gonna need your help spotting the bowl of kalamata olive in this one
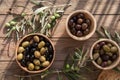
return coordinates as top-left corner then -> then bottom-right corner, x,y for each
16,33 -> 55,73
66,10 -> 96,41
90,39 -> 120,70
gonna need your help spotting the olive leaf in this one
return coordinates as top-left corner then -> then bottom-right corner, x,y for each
34,6 -> 49,14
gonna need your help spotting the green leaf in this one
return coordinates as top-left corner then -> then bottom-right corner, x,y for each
101,27 -> 112,39
34,7 -> 48,14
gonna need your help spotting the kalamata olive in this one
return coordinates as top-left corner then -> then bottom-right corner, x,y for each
33,36 -> 40,42
48,45 -> 53,53
38,41 -> 45,48
96,57 -> 102,65
111,46 -> 118,53
93,53 -> 99,60
25,54 -> 30,61
99,42 -> 105,47
39,56 -> 46,62
81,23 -> 88,30
42,61 -> 50,67
107,43 -> 112,47
35,66 -> 40,70
112,54 -> 117,61
68,19 -> 74,26
77,13 -> 84,19
30,54 -> 35,61
25,46 -> 30,53
47,54 -> 53,61
85,19 -> 91,25
72,16 -> 77,22
45,42 -> 50,47
101,61 -> 107,67
40,47 -> 47,55
75,24 -> 81,30
71,28 -> 76,35
28,63 -> 34,71
77,18 -> 83,24
20,59 -> 26,67
17,53 -> 23,61
22,41 -> 30,47
83,29 -> 89,35
31,42 -> 38,48
100,49 -> 105,55
107,60 -> 112,65
30,48 -> 36,53
101,54 -> 109,61
18,47 -> 25,53
76,31 -> 83,37
33,59 -> 40,66
103,45 -> 110,52
94,44 -> 100,50
34,51 -> 41,58
106,52 -> 112,57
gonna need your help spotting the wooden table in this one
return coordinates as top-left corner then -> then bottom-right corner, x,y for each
0,0 -> 119,80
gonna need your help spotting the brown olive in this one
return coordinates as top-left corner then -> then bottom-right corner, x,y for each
99,49 -> 104,55
85,19 -> 91,25
96,57 -> 102,65
76,31 -> 83,37
71,28 -> 76,35
34,51 -> 41,58
35,66 -> 40,70
83,29 -> 89,35
75,24 -> 81,30
93,53 -> 99,60
40,47 -> 47,55
33,36 -> 40,42
38,41 -> 45,48
81,23 -> 88,30
77,18 -> 83,24
111,46 -> 118,53
103,45 -> 110,52
42,61 -> 50,67
77,13 -> 84,19
39,56 -> 46,62
28,63 -> 34,71
106,52 -> 112,56
94,44 -> 100,50
17,53 -> 23,61
33,59 -> 40,66
18,47 -> 25,53
22,41 -> 30,47
107,43 -> 112,48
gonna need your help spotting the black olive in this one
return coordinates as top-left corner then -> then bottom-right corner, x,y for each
25,46 -> 30,53
30,54 -> 35,61
77,13 -> 84,19
85,19 -> 91,25
71,28 -> 76,35
48,45 -> 53,53
20,59 -> 26,67
49,54 -> 53,61
99,41 -> 106,47
111,54 -> 117,61
94,44 -> 100,50
72,16 -> 77,22
30,48 -> 36,53
25,54 -> 30,61
75,24 -> 81,30
101,54 -> 109,61
40,37 -> 44,41
31,42 -> 38,48
101,61 -> 107,67
45,42 -> 50,47
76,31 -> 83,37
83,29 -> 89,35
81,23 -> 88,30
68,19 -> 74,26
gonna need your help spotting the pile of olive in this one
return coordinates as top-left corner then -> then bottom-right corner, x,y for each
68,13 -> 91,37
93,41 -> 118,67
17,35 -> 54,71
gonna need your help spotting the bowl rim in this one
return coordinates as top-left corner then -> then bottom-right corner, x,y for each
66,10 -> 96,41
15,33 -> 55,73
90,38 -> 120,70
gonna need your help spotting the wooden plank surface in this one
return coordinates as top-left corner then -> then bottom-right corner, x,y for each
0,0 -> 120,80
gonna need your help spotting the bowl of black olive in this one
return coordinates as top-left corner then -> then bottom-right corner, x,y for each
90,39 -> 120,70
16,33 -> 55,73
66,10 -> 96,41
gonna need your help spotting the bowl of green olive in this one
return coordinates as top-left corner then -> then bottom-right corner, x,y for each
66,10 -> 96,41
16,33 -> 55,73
90,39 -> 120,70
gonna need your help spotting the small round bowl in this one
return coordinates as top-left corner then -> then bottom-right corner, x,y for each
66,10 -> 96,41
16,33 -> 55,73
90,39 -> 120,70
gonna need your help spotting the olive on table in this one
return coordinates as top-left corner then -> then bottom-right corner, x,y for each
40,56 -> 46,62
33,36 -> 40,42
22,41 -> 30,47
18,47 -> 25,53
28,63 -> 35,71
34,51 -> 41,58
38,41 -> 45,48
17,53 -> 23,61
42,61 -> 50,67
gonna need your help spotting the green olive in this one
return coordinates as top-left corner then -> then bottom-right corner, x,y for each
107,60 -> 112,65
111,46 -> 118,53
107,43 -> 112,47
34,51 -> 41,58
33,36 -> 40,42
10,21 -> 16,26
22,41 -> 30,47
5,23 -> 11,27
40,47 -> 47,55
50,16 -> 56,21
18,47 -> 25,53
17,53 -> 23,61
38,41 -> 45,48
42,61 -> 50,67
103,45 -> 110,52
28,63 -> 34,71
39,56 -> 46,62
93,53 -> 99,60
46,23 -> 51,29
54,13 -> 60,18
33,59 -> 40,66
106,52 -> 113,56
97,57 -> 102,65
35,66 -> 40,70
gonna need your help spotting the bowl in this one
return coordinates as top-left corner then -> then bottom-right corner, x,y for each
90,39 -> 120,70
66,10 -> 96,41
16,33 -> 55,73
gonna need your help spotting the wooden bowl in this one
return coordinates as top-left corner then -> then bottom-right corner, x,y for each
66,10 -> 96,41
16,33 -> 55,73
90,39 -> 120,70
